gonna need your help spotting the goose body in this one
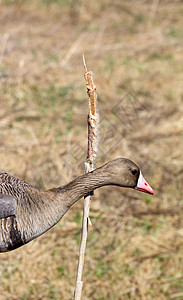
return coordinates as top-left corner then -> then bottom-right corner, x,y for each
0,158 -> 153,252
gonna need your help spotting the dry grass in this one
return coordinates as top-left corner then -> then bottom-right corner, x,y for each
0,0 -> 183,299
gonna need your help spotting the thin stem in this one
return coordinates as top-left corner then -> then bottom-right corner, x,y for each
74,187 -> 91,299
82,53 -> 88,72
74,57 -> 99,300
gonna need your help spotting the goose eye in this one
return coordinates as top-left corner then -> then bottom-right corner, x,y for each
131,169 -> 137,175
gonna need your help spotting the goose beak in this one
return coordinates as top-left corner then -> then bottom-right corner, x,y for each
135,171 -> 154,195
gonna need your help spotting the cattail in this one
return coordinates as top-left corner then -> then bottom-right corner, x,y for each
85,72 -> 99,167
74,56 -> 99,300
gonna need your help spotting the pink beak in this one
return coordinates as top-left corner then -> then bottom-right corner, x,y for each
135,171 -> 154,195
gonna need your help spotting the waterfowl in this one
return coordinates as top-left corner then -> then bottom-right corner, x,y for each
0,158 -> 153,252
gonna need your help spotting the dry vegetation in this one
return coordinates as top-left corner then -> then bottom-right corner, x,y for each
0,0 -> 183,299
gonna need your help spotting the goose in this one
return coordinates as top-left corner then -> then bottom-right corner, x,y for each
0,158 -> 153,252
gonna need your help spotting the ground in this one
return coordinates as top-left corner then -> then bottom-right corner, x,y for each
0,0 -> 183,299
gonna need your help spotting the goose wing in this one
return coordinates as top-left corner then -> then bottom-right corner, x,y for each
0,172 -> 38,252
0,193 -> 16,219
0,171 -> 35,220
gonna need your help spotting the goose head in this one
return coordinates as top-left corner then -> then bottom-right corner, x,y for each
101,158 -> 154,194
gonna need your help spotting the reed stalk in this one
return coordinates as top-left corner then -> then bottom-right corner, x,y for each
74,55 -> 99,300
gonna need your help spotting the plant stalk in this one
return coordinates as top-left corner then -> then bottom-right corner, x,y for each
74,56 -> 99,300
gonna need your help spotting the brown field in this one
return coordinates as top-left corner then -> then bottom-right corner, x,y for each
0,0 -> 183,299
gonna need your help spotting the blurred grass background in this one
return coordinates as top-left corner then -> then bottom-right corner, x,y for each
0,0 -> 183,299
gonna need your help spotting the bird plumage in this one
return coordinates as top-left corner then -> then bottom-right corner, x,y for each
0,158 -> 153,252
